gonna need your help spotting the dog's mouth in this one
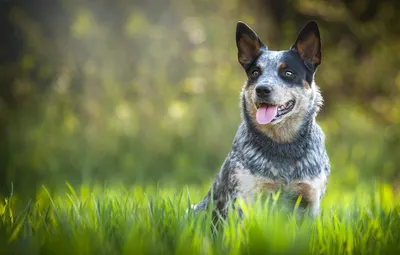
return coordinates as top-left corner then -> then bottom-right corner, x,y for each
254,100 -> 295,125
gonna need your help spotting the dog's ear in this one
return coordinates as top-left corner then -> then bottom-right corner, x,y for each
291,21 -> 322,68
236,21 -> 265,68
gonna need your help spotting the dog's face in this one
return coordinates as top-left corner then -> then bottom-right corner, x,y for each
236,21 -> 323,142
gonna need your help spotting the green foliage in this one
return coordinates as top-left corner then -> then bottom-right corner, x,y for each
1,183 -> 400,254
1,0 -> 400,192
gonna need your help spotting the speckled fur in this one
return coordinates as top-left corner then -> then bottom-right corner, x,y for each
191,21 -> 330,219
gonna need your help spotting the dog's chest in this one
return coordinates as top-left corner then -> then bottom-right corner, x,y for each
241,143 -> 324,179
233,169 -> 328,203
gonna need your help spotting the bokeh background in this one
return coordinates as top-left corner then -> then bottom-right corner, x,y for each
1,0 -> 399,196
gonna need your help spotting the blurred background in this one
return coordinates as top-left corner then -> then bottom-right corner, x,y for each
1,0 -> 399,196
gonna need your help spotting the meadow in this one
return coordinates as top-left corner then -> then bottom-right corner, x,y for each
1,182 -> 399,255
1,1 -> 400,254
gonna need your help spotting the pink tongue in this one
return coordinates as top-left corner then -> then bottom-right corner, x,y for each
256,105 -> 278,124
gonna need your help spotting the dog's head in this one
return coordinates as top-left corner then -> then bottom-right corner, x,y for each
237,21 -> 323,143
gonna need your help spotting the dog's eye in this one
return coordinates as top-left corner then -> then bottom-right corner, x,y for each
251,70 -> 260,77
284,71 -> 294,77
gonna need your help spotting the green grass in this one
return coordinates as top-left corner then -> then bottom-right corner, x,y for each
1,182 -> 399,255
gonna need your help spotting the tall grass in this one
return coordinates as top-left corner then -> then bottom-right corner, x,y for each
1,182 -> 399,255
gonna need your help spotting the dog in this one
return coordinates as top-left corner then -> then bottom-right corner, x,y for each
191,21 -> 330,219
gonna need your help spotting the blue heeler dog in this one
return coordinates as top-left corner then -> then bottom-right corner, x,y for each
191,21 -> 330,218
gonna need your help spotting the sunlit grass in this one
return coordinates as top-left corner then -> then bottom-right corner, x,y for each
1,182 -> 399,255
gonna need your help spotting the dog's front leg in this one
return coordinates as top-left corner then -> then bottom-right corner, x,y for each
308,185 -> 328,218
293,182 -> 326,219
191,160 -> 237,218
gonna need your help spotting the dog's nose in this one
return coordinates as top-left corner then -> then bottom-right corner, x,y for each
255,85 -> 272,97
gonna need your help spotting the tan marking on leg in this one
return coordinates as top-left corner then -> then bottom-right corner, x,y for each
288,172 -> 328,217
291,182 -> 313,203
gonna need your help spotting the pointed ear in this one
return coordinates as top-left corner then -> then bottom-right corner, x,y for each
236,21 -> 265,68
291,21 -> 322,68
